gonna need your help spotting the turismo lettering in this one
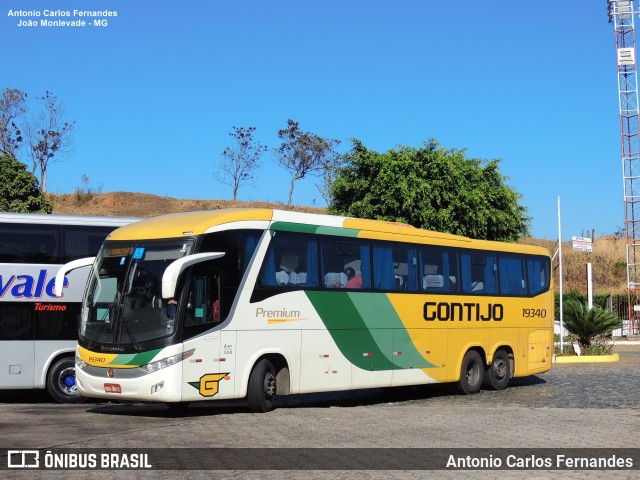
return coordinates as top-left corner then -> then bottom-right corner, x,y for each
35,303 -> 67,311
0,270 -> 69,299
423,301 -> 503,322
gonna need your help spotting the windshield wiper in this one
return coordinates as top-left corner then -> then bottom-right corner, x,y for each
120,317 -> 142,352
87,287 -> 122,349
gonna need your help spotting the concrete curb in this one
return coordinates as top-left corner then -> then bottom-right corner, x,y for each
553,353 -> 619,364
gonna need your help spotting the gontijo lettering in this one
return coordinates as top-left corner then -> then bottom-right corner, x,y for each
0,270 -> 69,298
424,301 -> 504,322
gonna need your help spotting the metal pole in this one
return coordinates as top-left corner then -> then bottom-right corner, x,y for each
558,196 -> 564,353
587,263 -> 593,309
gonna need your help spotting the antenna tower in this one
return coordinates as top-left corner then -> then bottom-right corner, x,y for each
609,0 -> 640,334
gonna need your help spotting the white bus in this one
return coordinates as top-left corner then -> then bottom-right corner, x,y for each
0,213 -> 138,402
60,209 -> 553,412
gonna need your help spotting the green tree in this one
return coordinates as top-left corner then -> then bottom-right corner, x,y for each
274,119 -> 341,207
562,300 -> 622,352
0,154 -> 52,213
329,139 -> 529,241
215,126 -> 266,201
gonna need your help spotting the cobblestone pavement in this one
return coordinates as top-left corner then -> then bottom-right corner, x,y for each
1,346 -> 639,480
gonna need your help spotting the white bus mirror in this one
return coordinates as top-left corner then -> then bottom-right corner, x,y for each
161,252 -> 225,299
54,257 -> 96,297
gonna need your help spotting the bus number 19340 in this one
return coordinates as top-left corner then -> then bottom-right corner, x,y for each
522,308 -> 547,318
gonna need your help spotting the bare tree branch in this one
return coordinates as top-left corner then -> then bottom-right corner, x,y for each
274,119 -> 341,207
25,91 -> 76,192
0,88 -> 27,158
215,126 -> 266,200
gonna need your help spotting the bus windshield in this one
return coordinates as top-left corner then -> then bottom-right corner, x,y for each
82,240 -> 194,347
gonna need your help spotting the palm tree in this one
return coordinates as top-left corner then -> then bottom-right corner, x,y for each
562,300 -> 622,352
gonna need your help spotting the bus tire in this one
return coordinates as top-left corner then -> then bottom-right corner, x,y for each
483,350 -> 510,391
46,357 -> 85,404
458,350 -> 483,395
247,358 -> 276,413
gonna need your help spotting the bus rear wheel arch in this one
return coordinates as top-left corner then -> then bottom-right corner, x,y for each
457,349 -> 484,395
46,356 -> 86,404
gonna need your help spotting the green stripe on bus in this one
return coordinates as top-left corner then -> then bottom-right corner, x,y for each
113,348 -> 163,367
270,222 -> 319,234
270,222 -> 359,238
349,294 -> 436,369
306,291 -> 436,371
306,291 -> 397,371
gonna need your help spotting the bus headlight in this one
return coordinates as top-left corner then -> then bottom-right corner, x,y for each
76,353 -> 87,370
138,349 -> 194,374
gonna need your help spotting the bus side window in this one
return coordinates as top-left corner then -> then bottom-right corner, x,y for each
0,305 -> 33,340
421,247 -> 458,293
461,253 -> 496,294
0,224 -> 60,263
185,276 -> 208,326
185,272 -> 221,327
63,226 -> 115,262
212,273 -> 221,323
499,255 -> 526,295
393,245 -> 417,292
322,239 -> 366,289
259,233 -> 318,288
527,257 -> 550,295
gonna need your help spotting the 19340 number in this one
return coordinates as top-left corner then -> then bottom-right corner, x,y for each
522,308 -> 547,318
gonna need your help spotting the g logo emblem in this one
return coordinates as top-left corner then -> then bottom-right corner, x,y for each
199,373 -> 227,397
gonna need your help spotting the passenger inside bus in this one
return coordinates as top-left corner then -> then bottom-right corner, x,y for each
345,267 -> 362,289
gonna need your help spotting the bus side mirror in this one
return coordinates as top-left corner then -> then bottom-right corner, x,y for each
54,257 -> 96,297
161,252 -> 225,299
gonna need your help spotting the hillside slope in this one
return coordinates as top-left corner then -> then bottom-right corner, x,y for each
48,191 -> 323,217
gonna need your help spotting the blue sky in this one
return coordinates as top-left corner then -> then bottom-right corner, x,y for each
0,0 -> 624,240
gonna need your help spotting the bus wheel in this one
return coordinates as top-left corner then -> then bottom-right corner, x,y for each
46,357 -> 85,404
483,350 -> 510,391
458,350 -> 483,395
247,359 -> 276,413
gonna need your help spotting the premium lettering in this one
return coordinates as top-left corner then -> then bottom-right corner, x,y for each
256,307 -> 301,318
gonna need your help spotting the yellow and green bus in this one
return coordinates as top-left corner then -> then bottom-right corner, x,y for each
57,209 -> 553,412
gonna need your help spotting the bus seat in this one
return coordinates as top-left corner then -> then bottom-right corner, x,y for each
275,270 -> 289,285
324,272 -> 347,288
423,274 -> 444,289
291,272 -> 307,284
